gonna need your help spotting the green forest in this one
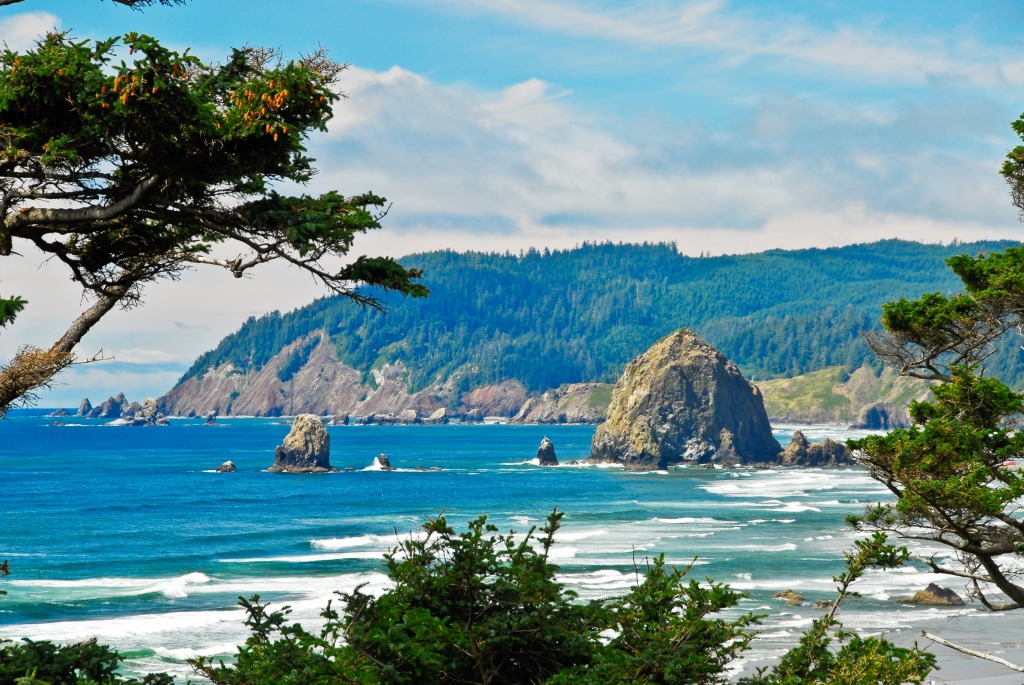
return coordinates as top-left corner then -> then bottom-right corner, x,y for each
179,239 -> 1024,393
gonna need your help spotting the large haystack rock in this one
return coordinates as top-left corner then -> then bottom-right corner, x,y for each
269,414 -> 336,473
590,329 -> 781,469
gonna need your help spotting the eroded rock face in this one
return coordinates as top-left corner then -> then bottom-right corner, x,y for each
216,461 -> 236,472
590,329 -> 781,469
536,437 -> 558,466
269,414 -> 336,473
896,583 -> 965,606
851,401 -> 909,430
780,431 -> 854,466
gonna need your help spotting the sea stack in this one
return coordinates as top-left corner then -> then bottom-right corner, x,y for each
590,329 -> 781,469
536,437 -> 558,466
269,414 -> 336,473
780,431 -> 854,466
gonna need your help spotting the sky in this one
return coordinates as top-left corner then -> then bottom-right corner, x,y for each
4,0 -> 1024,406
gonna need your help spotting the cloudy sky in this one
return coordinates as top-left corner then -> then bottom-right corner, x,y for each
4,0 -> 1024,406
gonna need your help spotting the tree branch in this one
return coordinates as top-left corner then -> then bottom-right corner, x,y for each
923,631 -> 1024,672
6,174 -> 160,230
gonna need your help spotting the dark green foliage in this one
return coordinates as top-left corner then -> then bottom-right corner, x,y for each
0,638 -> 172,685
549,555 -> 758,685
853,239 -> 1024,611
276,335 -> 319,383
192,513 -> 934,685
0,296 -> 25,328
340,510 -> 599,685
0,30 -> 426,416
193,510 -> 770,685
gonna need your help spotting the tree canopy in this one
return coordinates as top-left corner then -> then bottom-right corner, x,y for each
845,111 -> 1024,668
0,32 -> 426,416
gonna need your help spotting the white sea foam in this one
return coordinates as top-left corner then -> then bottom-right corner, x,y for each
310,530 -> 427,550
651,517 -> 728,524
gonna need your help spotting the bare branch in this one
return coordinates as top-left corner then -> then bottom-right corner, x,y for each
923,631 -> 1024,672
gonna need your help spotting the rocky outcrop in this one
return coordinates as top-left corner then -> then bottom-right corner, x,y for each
510,383 -> 611,424
87,393 -> 129,419
205,411 -> 218,425
590,330 -> 782,469
269,414 -> 336,473
536,437 -> 558,466
423,408 -> 449,425
773,589 -> 804,606
216,461 -> 236,472
122,401 -> 143,418
851,401 -> 909,430
780,431 -> 854,466
110,398 -> 169,426
77,397 -> 92,417
376,454 -> 394,471
47,408 -> 70,417
896,583 -> 965,606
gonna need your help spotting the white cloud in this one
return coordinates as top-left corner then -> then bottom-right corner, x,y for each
0,11 -> 58,51
310,64 -> 1021,249
430,0 -> 1024,87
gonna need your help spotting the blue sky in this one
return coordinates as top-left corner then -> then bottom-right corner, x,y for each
4,0 -> 1024,405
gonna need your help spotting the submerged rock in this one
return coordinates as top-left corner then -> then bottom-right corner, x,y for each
896,583 -> 965,606
590,329 -> 781,469
780,431 -> 854,466
269,414 -> 336,473
536,437 -> 558,466
216,461 -> 237,473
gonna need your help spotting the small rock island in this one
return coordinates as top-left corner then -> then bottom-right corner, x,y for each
269,414 -> 337,473
536,437 -> 558,466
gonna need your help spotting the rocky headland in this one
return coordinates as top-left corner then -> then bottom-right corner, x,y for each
158,333 -> 612,423
590,329 -> 782,469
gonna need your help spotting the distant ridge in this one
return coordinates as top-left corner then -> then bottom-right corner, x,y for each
161,239 -> 1022,418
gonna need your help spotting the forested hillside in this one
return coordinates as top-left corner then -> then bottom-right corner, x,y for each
177,239 -> 1024,397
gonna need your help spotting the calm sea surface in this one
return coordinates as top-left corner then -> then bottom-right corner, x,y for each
2,410 -> 1023,681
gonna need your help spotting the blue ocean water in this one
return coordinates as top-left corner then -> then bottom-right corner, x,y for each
2,410 -> 1023,680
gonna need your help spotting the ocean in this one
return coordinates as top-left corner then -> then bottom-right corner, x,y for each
2,410 -> 1023,682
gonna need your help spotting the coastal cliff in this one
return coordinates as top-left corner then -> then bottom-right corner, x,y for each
159,332 -> 611,421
